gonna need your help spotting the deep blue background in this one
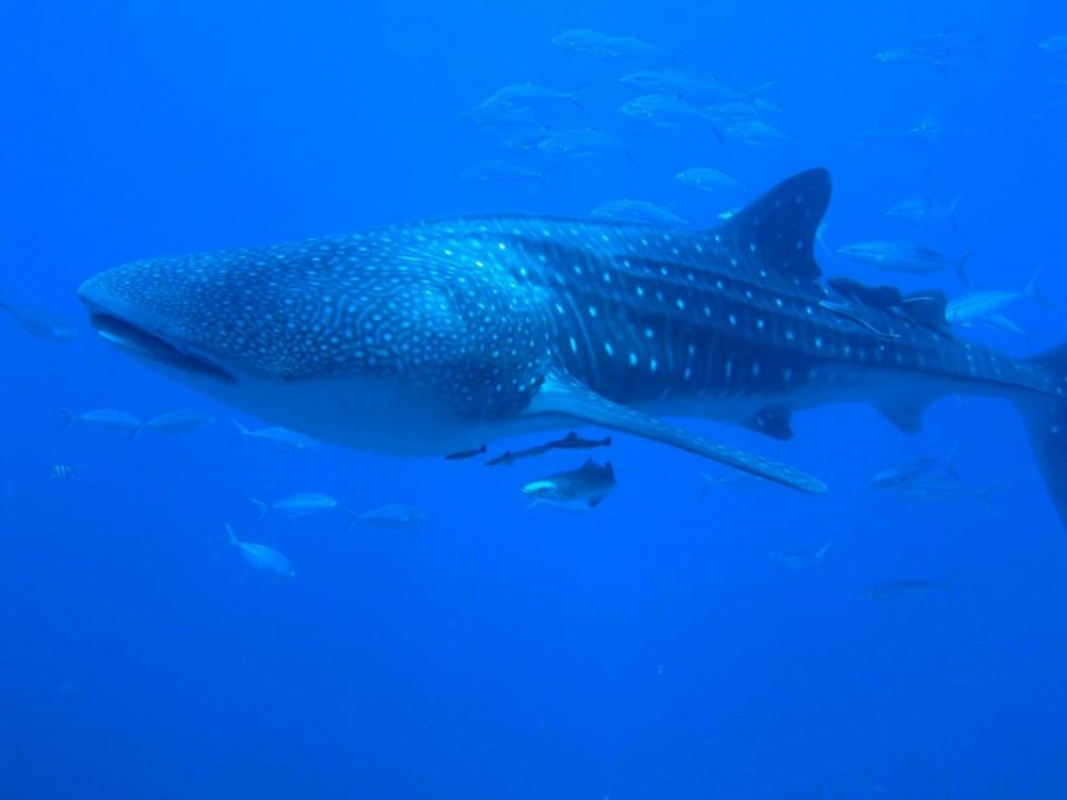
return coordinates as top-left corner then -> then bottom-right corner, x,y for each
2,1 -> 1067,797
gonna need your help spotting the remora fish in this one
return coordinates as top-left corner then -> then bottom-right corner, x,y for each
485,442 -> 554,466
485,430 -> 610,466
523,458 -> 617,510
546,431 -> 611,450
444,444 -> 487,460
78,169 -> 1067,526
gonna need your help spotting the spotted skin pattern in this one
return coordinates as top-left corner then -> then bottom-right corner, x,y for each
78,170 -> 1067,513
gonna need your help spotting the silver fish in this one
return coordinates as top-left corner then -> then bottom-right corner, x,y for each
770,541 -> 834,568
60,408 -> 142,433
959,312 -> 1028,336
249,492 -> 350,522
457,104 -> 546,131
134,409 -> 216,439
552,28 -> 613,56
462,160 -> 551,190
876,47 -> 950,75
884,195 -> 962,233
0,302 -> 78,342
676,167 -> 747,194
232,421 -> 320,451
618,94 -> 716,130
1039,35 -> 1067,58
892,481 -> 1000,510
946,269 -> 1049,325
837,242 -> 971,283
697,470 -> 767,498
589,199 -> 688,227
869,449 -> 960,491
537,128 -> 634,165
907,117 -> 942,145
599,36 -> 675,63
725,120 -> 794,146
523,458 -> 617,511
480,82 -> 584,112
225,524 -> 295,577
621,69 -> 772,105
355,504 -> 427,528
505,128 -> 551,153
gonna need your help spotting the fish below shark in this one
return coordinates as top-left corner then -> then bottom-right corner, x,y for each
78,169 -> 1067,527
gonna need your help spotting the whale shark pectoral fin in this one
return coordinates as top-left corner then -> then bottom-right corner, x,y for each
875,396 -> 931,434
522,375 -> 827,494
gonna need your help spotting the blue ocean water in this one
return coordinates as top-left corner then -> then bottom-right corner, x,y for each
2,0 -> 1067,797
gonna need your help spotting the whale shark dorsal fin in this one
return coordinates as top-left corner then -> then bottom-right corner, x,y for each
523,374 -> 826,493
717,168 -> 830,282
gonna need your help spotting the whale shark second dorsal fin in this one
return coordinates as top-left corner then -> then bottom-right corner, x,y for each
827,276 -> 903,308
717,168 -> 831,282
901,290 -> 952,335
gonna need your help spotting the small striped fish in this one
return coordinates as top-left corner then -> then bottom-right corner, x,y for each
48,464 -> 82,481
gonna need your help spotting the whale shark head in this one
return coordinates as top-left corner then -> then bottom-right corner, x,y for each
77,231 -> 557,455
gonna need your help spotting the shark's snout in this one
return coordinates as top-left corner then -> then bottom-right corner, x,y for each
79,277 -> 237,385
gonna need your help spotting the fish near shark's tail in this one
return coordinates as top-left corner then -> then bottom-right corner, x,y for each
1016,344 -> 1067,529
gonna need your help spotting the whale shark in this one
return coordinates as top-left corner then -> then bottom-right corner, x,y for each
77,169 -> 1067,525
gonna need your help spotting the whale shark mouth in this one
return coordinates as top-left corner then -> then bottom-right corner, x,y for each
87,311 -> 237,385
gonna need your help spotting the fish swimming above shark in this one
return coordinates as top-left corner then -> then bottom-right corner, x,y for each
77,169 -> 1067,528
